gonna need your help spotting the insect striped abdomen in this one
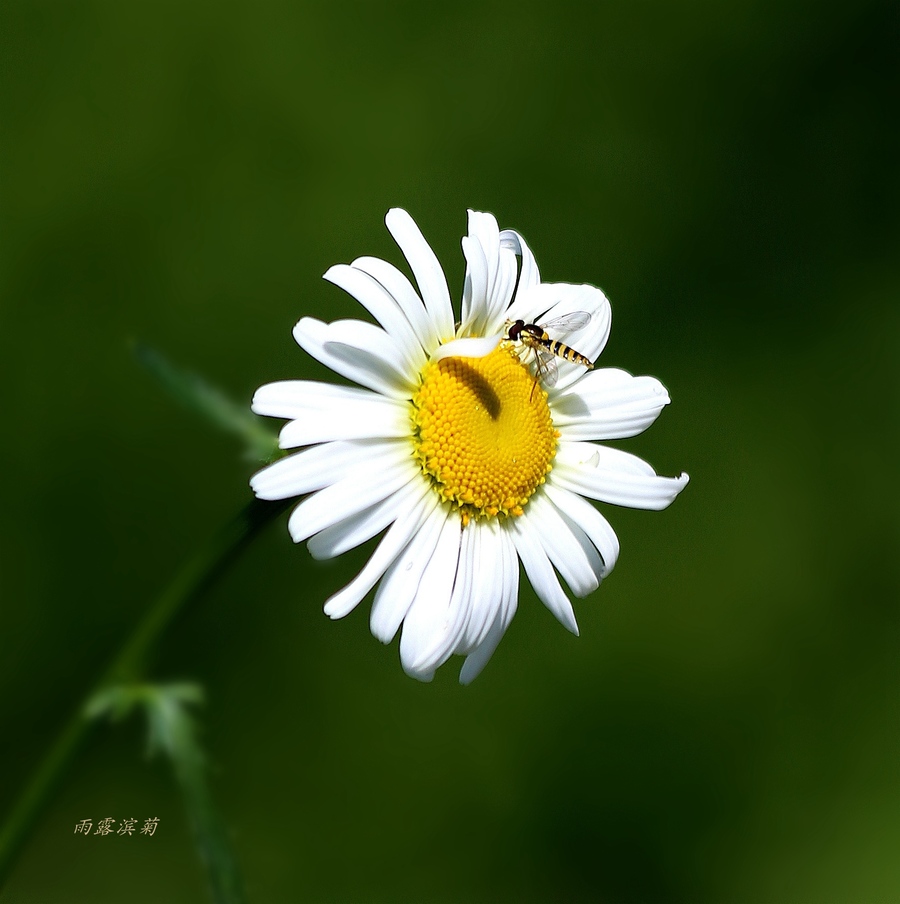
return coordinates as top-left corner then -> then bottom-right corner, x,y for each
543,338 -> 593,368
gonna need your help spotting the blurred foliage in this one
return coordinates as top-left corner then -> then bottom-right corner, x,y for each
87,683 -> 246,904
133,342 -> 279,463
1,0 -> 898,901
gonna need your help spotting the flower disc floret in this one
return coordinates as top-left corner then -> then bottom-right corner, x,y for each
412,346 -> 559,522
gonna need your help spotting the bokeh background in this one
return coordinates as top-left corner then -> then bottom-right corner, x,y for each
2,1 -> 898,901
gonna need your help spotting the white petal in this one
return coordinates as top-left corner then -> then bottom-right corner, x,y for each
250,439 -> 405,501
323,484 -> 439,619
277,417 -> 405,450
287,458 -> 418,543
552,370 -> 671,440
525,495 -> 601,598
468,211 -> 502,329
277,398 -> 410,449
292,318 -> 414,400
542,483 -> 620,575
449,523 -> 480,651
307,477 -> 430,561
499,228 -> 540,296
385,208 -> 454,341
252,380 -> 389,420
431,334 -> 502,362
497,521 -> 520,627
502,281 -> 590,329
458,519 -> 503,653
459,610 -> 507,686
552,443 -> 690,511
400,516 -> 468,680
469,211 -> 500,293
369,503 -> 449,643
556,440 -> 658,476
552,508 -> 607,586
323,264 -> 426,373
510,515 -> 579,635
459,527 -> 519,684
351,255 -> 439,354
460,234 -> 488,335
461,211 -> 518,337
323,319 -> 417,392
485,242 -> 518,336
470,211 -> 518,334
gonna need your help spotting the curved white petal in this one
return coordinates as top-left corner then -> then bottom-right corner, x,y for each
351,255 -> 439,354
251,439 -> 406,501
400,516 -> 469,680
458,519 -> 503,654
459,600 -> 516,684
252,380 -> 393,421
293,318 -> 414,400
510,514 -> 579,635
324,264 -> 427,372
308,477 -> 431,561
323,485 -> 440,619
459,526 -> 518,684
503,281 -> 597,330
552,508 -> 607,586
278,399 -> 409,448
467,211 -> 502,331
323,319 -> 417,392
460,233 -> 488,335
500,228 -> 540,297
469,211 -> 500,294
254,378 -> 407,451
287,458 -> 418,543
525,495 -> 602,598
448,523 -> 481,654
459,609 -> 507,686
542,483 -> 620,575
369,503 -> 449,644
553,370 -> 671,440
460,211 -> 518,337
385,208 -> 454,341
486,242 -> 518,336
469,212 -> 517,333
431,334 -> 502,362
552,442 -> 690,511
556,440 -> 658,476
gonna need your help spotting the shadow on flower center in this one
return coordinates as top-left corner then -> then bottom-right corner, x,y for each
411,346 -> 559,522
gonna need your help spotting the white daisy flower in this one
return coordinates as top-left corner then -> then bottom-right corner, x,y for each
251,209 -> 688,683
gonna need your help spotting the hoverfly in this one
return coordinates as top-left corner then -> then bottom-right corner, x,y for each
506,311 -> 594,398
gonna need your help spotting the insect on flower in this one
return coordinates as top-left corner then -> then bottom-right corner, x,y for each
505,312 -> 595,399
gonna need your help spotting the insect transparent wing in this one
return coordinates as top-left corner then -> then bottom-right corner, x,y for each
533,346 -> 559,388
539,311 -> 591,338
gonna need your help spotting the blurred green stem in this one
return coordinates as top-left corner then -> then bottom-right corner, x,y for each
0,496 -> 291,891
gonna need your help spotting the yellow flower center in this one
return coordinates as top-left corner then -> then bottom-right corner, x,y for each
411,345 -> 559,524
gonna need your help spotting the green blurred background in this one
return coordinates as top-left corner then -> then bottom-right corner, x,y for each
2,0 -> 898,901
